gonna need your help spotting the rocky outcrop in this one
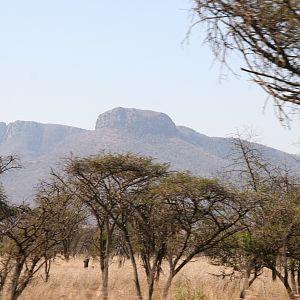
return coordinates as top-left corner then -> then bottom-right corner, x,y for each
0,122 -> 7,143
95,107 -> 178,137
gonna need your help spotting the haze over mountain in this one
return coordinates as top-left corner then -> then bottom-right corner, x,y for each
0,107 -> 299,203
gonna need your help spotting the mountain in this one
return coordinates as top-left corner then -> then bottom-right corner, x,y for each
0,107 -> 299,203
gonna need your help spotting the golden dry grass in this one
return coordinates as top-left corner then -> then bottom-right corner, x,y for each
14,257 -> 290,300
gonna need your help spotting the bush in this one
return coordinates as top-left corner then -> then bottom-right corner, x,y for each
174,280 -> 206,300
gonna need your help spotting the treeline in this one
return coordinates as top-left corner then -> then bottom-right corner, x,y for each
0,137 -> 300,300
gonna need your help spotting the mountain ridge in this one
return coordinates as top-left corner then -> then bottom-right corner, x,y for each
0,107 -> 299,203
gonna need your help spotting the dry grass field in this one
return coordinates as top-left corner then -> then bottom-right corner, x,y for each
14,257 -> 290,300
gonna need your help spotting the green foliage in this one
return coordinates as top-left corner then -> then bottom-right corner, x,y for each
3,149 -> 300,300
174,281 -> 206,300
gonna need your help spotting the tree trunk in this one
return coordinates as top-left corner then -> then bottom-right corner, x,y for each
298,270 -> 300,295
275,269 -> 294,299
162,273 -> 174,300
63,239 -> 70,261
101,263 -> 109,300
99,220 -> 111,300
291,264 -> 297,295
10,259 -> 24,300
128,252 -> 143,300
44,259 -> 52,282
121,226 -> 143,300
0,273 -> 6,300
146,271 -> 155,300
240,266 -> 251,299
123,231 -> 142,300
285,265 -> 289,290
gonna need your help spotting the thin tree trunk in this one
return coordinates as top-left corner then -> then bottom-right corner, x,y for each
123,229 -> 143,300
146,271 -> 155,300
291,264 -> 297,295
162,272 -> 174,300
44,259 -> 52,282
101,264 -> 109,300
128,251 -> 143,300
99,220 -> 111,300
10,259 -> 24,300
298,270 -> 300,295
240,266 -> 251,299
285,265 -> 289,290
0,264 -> 9,300
63,239 -> 70,261
275,269 -> 294,299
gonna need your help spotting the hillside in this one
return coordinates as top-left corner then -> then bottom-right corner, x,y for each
0,107 -> 299,203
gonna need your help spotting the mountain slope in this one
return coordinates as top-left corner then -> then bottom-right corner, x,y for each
0,107 -> 298,203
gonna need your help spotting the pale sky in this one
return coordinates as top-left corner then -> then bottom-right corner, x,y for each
0,0 -> 299,154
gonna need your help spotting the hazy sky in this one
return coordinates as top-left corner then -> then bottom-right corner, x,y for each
0,0 -> 299,153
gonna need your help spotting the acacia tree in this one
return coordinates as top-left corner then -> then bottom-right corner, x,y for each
193,0 -> 300,120
36,177 -> 88,263
285,206 -> 300,296
267,190 -> 300,299
210,135 -> 300,299
125,186 -> 174,300
0,167 -> 84,299
3,204 -> 63,300
0,156 -> 20,299
153,172 -> 249,299
122,171 -> 249,300
65,153 -> 169,300
209,187 -> 300,299
66,153 -> 251,300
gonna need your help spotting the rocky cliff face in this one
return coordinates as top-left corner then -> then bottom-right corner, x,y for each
95,107 -> 178,136
0,107 -> 299,203
0,122 -> 7,143
0,121 -> 86,158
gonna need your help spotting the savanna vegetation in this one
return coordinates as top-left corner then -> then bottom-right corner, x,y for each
0,135 -> 300,300
0,1 -> 298,300
0,5 -> 299,298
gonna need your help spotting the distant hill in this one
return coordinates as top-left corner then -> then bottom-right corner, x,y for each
0,107 -> 299,203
